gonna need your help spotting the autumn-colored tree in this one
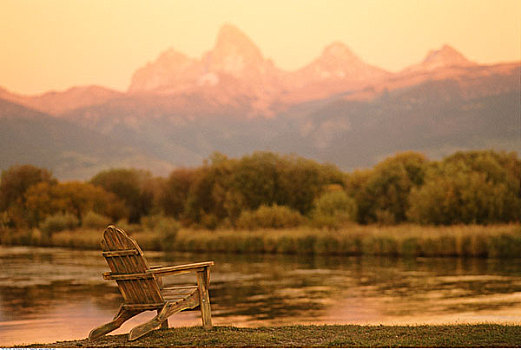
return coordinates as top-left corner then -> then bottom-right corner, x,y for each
90,168 -> 154,223
25,181 -> 127,226
407,150 -> 521,225
0,165 -> 56,227
159,168 -> 198,220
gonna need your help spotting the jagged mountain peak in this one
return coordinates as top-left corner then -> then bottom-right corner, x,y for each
207,23 -> 265,68
291,41 -> 389,89
214,24 -> 260,52
402,44 -> 476,74
128,47 -> 200,94
423,44 -> 475,67
155,47 -> 193,64
321,41 -> 359,61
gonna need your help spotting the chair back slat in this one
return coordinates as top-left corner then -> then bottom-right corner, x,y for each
101,225 -> 163,305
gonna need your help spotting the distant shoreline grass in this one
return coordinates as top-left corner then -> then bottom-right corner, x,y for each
19,324 -> 521,348
1,224 -> 520,258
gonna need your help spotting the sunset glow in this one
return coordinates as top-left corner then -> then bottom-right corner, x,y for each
0,0 -> 519,94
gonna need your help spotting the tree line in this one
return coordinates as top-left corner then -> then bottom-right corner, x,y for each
0,149 -> 519,233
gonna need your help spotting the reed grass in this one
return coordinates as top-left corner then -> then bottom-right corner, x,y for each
1,224 -> 520,258
174,224 -> 521,258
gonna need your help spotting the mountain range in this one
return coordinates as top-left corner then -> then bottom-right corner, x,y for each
0,24 -> 519,179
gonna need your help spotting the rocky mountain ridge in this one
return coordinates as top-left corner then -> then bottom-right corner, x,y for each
4,24 -> 513,118
0,24 -> 518,179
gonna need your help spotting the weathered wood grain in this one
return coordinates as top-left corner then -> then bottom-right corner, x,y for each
88,307 -> 139,340
128,292 -> 200,341
197,267 -> 213,329
89,225 -> 214,341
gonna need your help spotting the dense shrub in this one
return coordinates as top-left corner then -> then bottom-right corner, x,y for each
39,213 -> 79,237
155,217 -> 180,251
82,211 -> 112,229
235,204 -> 304,229
141,214 -> 180,251
310,190 -> 357,229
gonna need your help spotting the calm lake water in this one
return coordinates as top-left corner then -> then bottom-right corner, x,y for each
2,246 -> 521,346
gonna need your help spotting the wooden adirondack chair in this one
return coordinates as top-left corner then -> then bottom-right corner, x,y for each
89,225 -> 214,341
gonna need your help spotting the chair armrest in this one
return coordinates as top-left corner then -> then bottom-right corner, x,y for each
148,261 -> 214,276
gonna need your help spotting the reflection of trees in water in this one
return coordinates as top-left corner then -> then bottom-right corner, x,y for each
2,249 -> 521,324
0,282 -> 121,319
205,254 -> 521,320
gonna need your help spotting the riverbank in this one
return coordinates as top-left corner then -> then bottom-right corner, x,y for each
19,324 -> 521,347
2,224 -> 520,258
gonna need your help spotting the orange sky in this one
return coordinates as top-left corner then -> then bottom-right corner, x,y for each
0,0 -> 519,95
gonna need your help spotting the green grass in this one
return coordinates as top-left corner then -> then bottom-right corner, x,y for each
21,324 -> 521,348
2,224 -> 520,258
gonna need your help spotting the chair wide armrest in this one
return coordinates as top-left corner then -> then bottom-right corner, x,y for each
148,261 -> 214,276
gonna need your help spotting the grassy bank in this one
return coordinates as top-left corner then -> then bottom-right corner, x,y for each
2,224 -> 521,258
21,324 -> 521,348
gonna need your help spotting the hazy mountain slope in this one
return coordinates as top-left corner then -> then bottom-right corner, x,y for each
0,98 -> 174,179
61,93 -> 286,166
282,79 -> 520,169
58,69 -> 519,173
0,85 -> 123,116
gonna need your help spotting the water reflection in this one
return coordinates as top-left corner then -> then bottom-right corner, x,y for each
1,246 -> 521,345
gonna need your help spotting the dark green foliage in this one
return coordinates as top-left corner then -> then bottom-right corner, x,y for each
159,168 -> 197,221
347,152 -> 427,224
179,151 -> 345,227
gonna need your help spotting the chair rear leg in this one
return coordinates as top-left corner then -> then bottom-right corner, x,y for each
89,306 -> 140,340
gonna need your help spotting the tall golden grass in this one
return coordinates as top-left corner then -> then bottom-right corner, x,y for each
174,224 -> 521,258
1,224 -> 520,258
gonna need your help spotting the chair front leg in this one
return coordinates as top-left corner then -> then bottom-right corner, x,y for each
196,267 -> 212,329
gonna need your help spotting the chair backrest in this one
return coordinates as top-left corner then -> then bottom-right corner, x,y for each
101,225 -> 163,305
